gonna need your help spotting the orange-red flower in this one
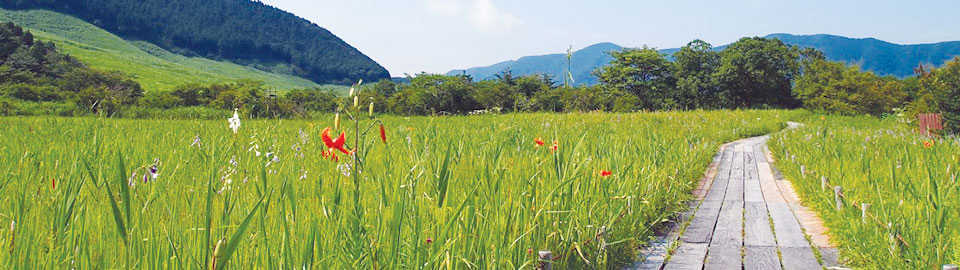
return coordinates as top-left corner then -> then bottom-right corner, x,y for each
321,127 -> 353,161
534,137 -> 545,147
379,124 -> 387,144
550,140 -> 558,151
51,178 -> 56,190
600,170 -> 612,177
923,141 -> 934,148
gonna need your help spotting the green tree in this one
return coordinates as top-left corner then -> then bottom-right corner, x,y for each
595,47 -> 676,110
473,80 -> 517,112
933,58 -> 960,134
673,40 -> 721,109
717,37 -> 801,108
794,57 -> 906,116
372,79 -> 397,97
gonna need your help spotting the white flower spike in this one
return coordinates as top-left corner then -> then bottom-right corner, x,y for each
228,109 -> 242,134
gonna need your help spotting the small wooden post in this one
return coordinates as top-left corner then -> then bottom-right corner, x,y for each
834,186 -> 843,211
861,203 -> 870,223
820,176 -> 828,191
943,264 -> 958,270
800,165 -> 806,177
539,250 -> 553,270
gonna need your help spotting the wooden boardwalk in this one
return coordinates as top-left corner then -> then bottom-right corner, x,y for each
631,135 -> 841,270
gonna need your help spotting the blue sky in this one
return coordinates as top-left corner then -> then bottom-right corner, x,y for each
259,0 -> 960,77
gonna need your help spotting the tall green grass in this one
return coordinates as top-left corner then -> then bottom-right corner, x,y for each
0,8 -> 329,92
0,110 -> 805,269
770,115 -> 960,269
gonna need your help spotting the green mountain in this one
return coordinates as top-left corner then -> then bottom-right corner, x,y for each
451,34 -> 960,84
0,0 -> 389,84
448,42 -> 621,86
0,8 -> 326,92
766,33 -> 960,77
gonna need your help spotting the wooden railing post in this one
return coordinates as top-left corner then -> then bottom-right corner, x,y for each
539,250 -> 553,270
861,203 -> 870,223
834,186 -> 843,211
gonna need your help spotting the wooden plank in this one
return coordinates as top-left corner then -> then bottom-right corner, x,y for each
663,242 -> 708,270
724,152 -> 745,202
703,150 -> 734,202
757,162 -> 784,204
704,245 -> 741,270
780,246 -> 821,270
744,246 -> 781,270
681,203 -> 721,243
752,144 -> 766,164
744,152 -> 764,203
818,247 -> 841,268
744,202 -> 776,247
693,145 -> 728,200
768,202 -> 810,248
710,201 -> 743,248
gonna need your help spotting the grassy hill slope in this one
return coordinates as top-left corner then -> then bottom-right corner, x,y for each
0,8 -> 324,92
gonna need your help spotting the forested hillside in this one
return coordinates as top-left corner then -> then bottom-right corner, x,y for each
0,0 -> 390,84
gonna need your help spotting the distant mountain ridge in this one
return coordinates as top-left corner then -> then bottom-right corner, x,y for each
449,34 -> 960,84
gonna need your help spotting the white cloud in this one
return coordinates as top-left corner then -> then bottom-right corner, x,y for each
424,0 -> 521,33
468,0 -> 520,33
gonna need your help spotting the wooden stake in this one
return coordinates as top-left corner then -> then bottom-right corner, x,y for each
800,165 -> 806,177
820,176 -> 827,191
834,186 -> 843,211
539,250 -> 553,270
861,203 -> 870,223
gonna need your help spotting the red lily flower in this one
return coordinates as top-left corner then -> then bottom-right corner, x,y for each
534,137 -> 544,147
379,124 -> 387,144
551,140 -> 558,151
600,170 -> 612,177
321,127 -> 353,161
51,178 -> 56,190
923,141 -> 933,148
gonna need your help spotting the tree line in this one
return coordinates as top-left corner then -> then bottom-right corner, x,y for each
0,20 -> 957,133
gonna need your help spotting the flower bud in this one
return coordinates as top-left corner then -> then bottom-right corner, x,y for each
368,102 -> 374,116
334,113 -> 341,130
354,96 -> 359,108
348,87 -> 355,97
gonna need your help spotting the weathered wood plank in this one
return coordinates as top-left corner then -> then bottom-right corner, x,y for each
819,247 -> 841,268
704,245 -> 741,270
710,201 -> 743,248
744,246 -> 781,270
780,246 -> 821,270
663,242 -> 708,270
768,202 -> 809,248
724,152 -> 745,202
681,203 -> 721,243
753,144 -> 767,164
757,162 -> 785,204
744,202 -> 776,247
704,150 -> 734,202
